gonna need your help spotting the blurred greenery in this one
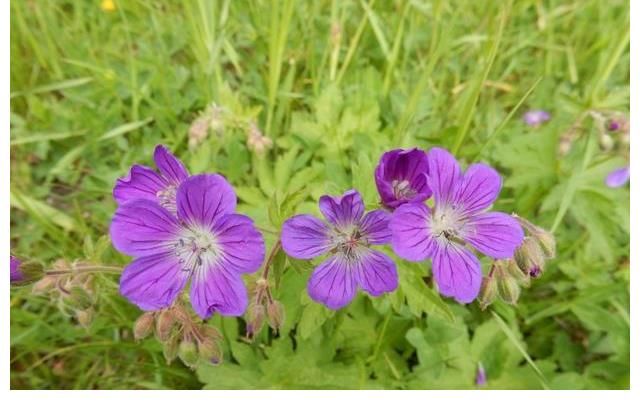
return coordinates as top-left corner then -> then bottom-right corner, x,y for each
10,0 -> 629,389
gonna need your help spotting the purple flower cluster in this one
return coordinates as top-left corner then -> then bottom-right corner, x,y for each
282,146 -> 523,308
110,146 -> 265,319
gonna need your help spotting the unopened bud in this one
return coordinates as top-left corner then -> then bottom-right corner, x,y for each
505,259 -> 530,287
66,286 -> 94,310
198,339 -> 223,365
266,300 -> 285,332
246,303 -> 266,337
19,261 -> 44,281
163,336 -> 180,365
188,116 -> 210,149
497,273 -> 521,305
515,237 -> 546,278
178,338 -> 199,369
76,308 -> 94,328
133,312 -> 155,341
599,133 -> 615,151
156,309 -> 176,342
533,229 -> 556,259
201,325 -> 223,342
32,275 -> 58,295
478,275 -> 497,310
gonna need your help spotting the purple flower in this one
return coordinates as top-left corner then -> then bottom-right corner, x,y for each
523,110 -> 551,127
390,148 -> 524,303
113,145 -> 189,213
374,148 -> 432,210
10,255 -> 24,283
281,190 -> 398,309
110,174 -> 265,318
605,166 -> 630,188
476,363 -> 487,386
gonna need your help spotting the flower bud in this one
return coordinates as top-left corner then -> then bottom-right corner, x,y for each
505,259 -> 530,287
266,300 -> 285,332
533,229 -> 556,259
163,336 -> 180,365
497,273 -> 521,305
178,338 -> 199,369
515,237 -> 546,278
18,261 -> 44,281
478,275 -> 497,310
198,339 -> 223,365
156,309 -> 176,342
67,286 -> 93,310
188,116 -> 210,149
32,275 -> 58,295
133,312 -> 155,341
246,303 -> 266,337
76,308 -> 94,328
599,133 -> 614,151
200,325 -> 223,342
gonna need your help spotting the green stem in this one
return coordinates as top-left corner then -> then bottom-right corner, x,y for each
45,265 -> 123,276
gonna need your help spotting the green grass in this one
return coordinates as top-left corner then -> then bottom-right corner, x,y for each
10,0 -> 629,389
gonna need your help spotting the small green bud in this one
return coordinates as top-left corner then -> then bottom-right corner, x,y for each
178,338 -> 199,369
497,273 -> 521,305
533,229 -> 556,259
133,312 -> 155,341
19,261 -> 44,281
266,300 -> 285,332
76,308 -> 94,328
599,133 -> 615,151
67,286 -> 94,310
505,259 -> 530,287
156,309 -> 176,342
163,335 -> 180,365
198,339 -> 223,365
515,237 -> 545,278
478,275 -> 497,310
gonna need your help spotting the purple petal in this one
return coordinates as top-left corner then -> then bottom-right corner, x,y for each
427,148 -> 461,204
10,255 -> 23,283
190,263 -> 248,318
153,145 -> 189,184
463,212 -> 524,258
353,249 -> 398,297
374,148 -> 431,209
214,214 -> 265,273
119,252 -> 189,311
359,210 -> 392,245
432,243 -> 482,304
281,214 -> 331,259
605,166 -> 630,188
390,203 -> 437,261
319,190 -> 364,227
453,164 -> 502,215
110,200 -> 181,257
113,165 -> 167,206
307,255 -> 357,310
176,174 -> 237,229
523,110 -> 551,126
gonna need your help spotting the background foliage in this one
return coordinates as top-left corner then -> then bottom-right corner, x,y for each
10,0 -> 629,389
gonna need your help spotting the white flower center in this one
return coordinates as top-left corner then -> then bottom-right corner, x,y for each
430,205 -> 465,242
331,225 -> 368,260
174,226 -> 221,274
392,179 -> 416,200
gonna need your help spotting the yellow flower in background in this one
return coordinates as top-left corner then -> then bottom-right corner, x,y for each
100,0 -> 116,12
